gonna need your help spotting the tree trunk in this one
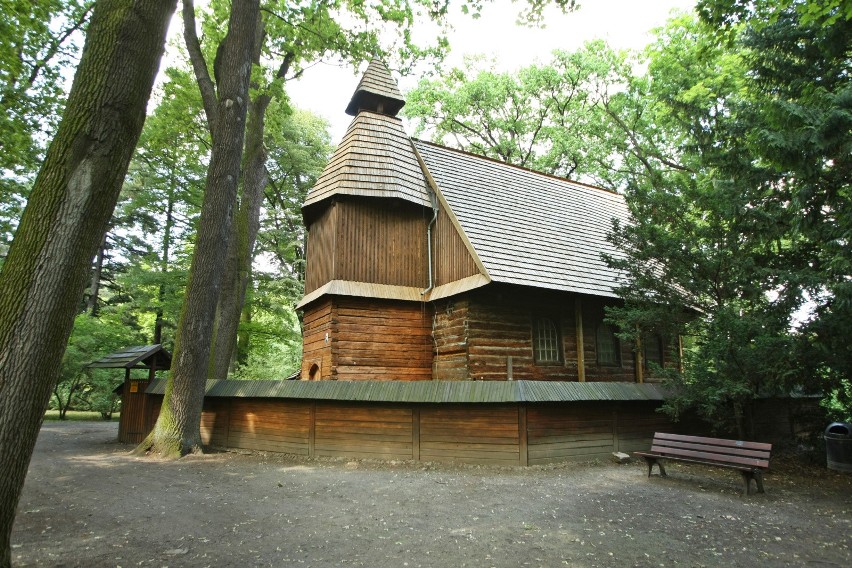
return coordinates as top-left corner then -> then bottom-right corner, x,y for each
153,183 -> 176,345
138,0 -> 259,457
211,91 -> 269,381
87,233 -> 107,315
0,1 -> 176,565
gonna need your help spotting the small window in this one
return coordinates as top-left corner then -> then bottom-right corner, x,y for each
644,334 -> 664,370
596,323 -> 621,366
534,317 -> 562,363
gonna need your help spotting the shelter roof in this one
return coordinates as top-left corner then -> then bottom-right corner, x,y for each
147,379 -> 668,403
345,59 -> 405,117
302,111 -> 432,212
87,345 -> 171,370
413,140 -> 632,298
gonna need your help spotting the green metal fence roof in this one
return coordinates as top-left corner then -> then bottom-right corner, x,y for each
146,379 -> 668,403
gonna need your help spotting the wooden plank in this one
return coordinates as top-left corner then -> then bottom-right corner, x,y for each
650,446 -> 769,468
655,432 -> 772,452
412,408 -> 421,461
653,438 -> 771,459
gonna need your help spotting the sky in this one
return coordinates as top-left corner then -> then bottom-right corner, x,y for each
284,0 -> 697,141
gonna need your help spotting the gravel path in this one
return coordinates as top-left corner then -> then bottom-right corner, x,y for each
11,421 -> 852,567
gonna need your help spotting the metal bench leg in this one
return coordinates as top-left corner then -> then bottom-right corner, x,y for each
740,470 -> 765,495
754,471 -> 765,494
644,457 -> 666,477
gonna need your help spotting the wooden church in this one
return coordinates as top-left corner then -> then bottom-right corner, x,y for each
134,61 -> 803,464
298,59 -> 669,384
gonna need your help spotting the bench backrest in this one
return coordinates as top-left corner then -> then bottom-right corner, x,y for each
651,432 -> 771,469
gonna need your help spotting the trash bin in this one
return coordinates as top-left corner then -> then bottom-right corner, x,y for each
825,422 -> 852,473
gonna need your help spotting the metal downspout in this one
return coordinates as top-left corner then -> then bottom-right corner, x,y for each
422,191 -> 439,297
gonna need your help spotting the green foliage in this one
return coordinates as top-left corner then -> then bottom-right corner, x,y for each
0,0 -> 92,257
109,66 -> 209,348
53,310 -> 146,419
606,6 -> 852,431
404,42 -> 628,182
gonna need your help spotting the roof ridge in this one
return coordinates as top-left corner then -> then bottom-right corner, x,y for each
410,138 -> 622,197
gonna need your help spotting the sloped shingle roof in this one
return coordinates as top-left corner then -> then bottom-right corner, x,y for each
345,59 -> 406,117
303,111 -> 432,210
87,344 -> 171,370
414,140 -> 631,298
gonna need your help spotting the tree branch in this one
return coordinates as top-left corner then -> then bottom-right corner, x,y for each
182,0 -> 219,135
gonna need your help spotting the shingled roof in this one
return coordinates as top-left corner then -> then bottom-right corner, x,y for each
302,112 -> 432,211
414,140 -> 631,298
345,59 -> 406,117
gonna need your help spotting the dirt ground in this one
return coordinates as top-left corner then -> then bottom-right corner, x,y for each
10,421 -> 852,567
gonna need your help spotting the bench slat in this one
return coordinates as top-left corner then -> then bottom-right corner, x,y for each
648,445 -> 769,469
652,438 -> 771,460
655,432 -> 771,452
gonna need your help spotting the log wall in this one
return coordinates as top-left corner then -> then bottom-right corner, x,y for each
332,297 -> 433,381
432,298 -> 470,381
301,298 -> 334,380
302,296 -> 434,381
434,286 -> 643,382
578,297 -> 640,383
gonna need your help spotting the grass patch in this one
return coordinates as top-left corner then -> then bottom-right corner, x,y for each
44,410 -> 120,422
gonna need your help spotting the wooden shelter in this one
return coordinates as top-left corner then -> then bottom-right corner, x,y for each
88,345 -> 171,443
298,59 -> 673,383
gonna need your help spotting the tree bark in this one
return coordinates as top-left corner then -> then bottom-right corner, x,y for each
138,0 -> 259,457
0,1 -> 176,565
211,89 -> 268,381
154,183 -> 176,345
87,233 -> 108,315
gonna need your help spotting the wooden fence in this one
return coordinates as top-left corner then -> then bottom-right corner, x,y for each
146,396 -> 676,465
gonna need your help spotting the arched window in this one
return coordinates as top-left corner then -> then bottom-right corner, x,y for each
534,317 -> 562,363
596,323 -> 620,366
308,363 -> 320,381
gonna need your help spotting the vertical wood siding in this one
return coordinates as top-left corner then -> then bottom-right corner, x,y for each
433,208 -> 480,286
305,198 -> 429,293
117,379 -> 151,443
419,405 -> 521,465
304,203 -> 338,293
335,199 -> 429,287
314,403 -> 414,459
332,297 -> 433,381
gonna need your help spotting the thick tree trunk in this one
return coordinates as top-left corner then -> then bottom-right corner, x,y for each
211,93 -> 268,381
138,0 -> 259,457
0,1 -> 175,565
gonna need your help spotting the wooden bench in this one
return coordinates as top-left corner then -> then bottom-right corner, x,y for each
634,432 -> 772,495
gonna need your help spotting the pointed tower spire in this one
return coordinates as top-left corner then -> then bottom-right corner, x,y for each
302,59 -> 430,215
344,59 -> 406,117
